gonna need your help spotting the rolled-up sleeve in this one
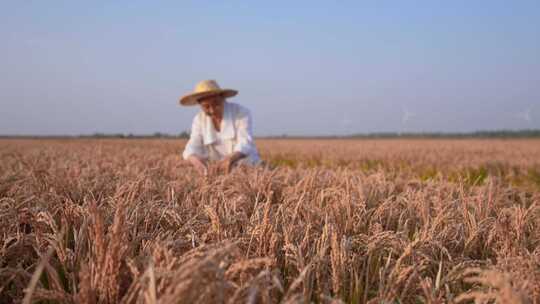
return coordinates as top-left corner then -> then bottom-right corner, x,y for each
182,115 -> 207,160
233,108 -> 256,156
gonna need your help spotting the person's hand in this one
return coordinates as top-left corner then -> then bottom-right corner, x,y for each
196,164 -> 208,176
218,157 -> 234,174
218,152 -> 247,174
187,155 -> 208,176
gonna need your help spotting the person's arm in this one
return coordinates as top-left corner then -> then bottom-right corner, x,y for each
187,154 -> 208,176
219,151 -> 246,173
233,106 -> 256,156
219,106 -> 254,172
182,115 -> 208,175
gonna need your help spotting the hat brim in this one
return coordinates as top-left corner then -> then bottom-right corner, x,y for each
179,89 -> 238,106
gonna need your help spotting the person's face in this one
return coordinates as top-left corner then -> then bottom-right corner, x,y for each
198,94 -> 225,118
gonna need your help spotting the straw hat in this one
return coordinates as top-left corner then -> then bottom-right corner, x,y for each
179,80 -> 238,106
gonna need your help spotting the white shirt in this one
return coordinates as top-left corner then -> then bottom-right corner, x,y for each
182,102 -> 261,165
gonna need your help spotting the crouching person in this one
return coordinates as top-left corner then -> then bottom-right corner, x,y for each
179,80 -> 261,175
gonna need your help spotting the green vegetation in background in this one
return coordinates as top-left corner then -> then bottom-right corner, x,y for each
266,155 -> 540,191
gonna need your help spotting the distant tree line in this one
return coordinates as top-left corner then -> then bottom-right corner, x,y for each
262,129 -> 540,139
1,129 -> 540,139
0,131 -> 191,139
349,129 -> 540,139
79,131 -> 190,139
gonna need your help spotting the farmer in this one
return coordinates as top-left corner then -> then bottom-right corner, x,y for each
179,80 -> 261,175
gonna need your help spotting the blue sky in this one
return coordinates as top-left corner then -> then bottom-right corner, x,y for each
1,1 -> 539,135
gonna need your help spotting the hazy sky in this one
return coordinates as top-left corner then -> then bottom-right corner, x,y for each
1,1 -> 539,136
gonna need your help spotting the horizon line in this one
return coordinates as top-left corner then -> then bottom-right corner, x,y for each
1,129 -> 540,139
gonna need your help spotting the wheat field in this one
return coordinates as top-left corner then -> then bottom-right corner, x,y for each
1,138 -> 539,303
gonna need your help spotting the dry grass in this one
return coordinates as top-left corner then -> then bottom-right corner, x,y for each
1,138 -> 539,303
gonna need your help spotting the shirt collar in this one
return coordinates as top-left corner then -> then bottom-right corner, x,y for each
202,102 -> 235,145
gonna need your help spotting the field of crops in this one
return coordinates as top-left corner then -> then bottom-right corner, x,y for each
1,138 -> 539,303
